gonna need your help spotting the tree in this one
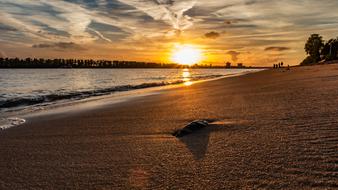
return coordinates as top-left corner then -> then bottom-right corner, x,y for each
321,38 -> 338,61
304,34 -> 324,63
300,56 -> 314,66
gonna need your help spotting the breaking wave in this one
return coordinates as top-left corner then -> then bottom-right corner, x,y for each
0,75 -> 224,110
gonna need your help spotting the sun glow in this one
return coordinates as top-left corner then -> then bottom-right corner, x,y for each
171,44 -> 203,65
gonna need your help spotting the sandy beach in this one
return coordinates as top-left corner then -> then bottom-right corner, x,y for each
1,65 -> 338,189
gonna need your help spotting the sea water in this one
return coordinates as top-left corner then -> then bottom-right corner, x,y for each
0,68 -> 260,129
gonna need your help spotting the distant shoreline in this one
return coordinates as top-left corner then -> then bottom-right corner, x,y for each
0,57 -> 268,69
0,67 -> 269,69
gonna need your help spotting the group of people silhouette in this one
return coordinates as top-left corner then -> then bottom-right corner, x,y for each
273,62 -> 284,68
273,62 -> 290,70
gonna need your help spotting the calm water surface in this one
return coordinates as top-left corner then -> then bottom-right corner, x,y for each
0,68 -> 259,117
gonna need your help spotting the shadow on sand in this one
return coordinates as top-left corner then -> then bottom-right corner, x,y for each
176,121 -> 250,160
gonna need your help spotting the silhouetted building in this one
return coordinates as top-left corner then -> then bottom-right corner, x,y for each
237,63 -> 244,68
226,62 -> 231,68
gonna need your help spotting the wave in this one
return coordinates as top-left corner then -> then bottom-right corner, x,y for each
0,81 -> 176,109
0,74 -> 227,110
0,117 -> 26,130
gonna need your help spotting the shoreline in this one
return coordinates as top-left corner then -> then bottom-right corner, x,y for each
1,64 -> 338,189
0,69 -> 262,130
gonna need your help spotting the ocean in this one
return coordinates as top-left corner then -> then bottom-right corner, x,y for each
0,68 -> 260,129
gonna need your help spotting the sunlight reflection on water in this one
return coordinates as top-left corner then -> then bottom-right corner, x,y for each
182,68 -> 193,86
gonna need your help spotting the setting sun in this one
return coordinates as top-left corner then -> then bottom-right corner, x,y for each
171,44 -> 203,65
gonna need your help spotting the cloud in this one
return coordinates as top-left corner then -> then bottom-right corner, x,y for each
226,50 -> 240,62
224,18 -> 247,25
0,24 -> 17,31
264,46 -> 291,51
117,0 -> 196,31
204,31 -> 220,39
87,28 -> 112,43
32,42 -> 86,50
0,50 -> 7,57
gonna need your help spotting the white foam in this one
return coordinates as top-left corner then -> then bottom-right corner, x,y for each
0,117 -> 26,130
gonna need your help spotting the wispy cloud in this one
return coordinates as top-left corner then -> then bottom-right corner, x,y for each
226,50 -> 241,62
265,47 -> 291,51
118,0 -> 196,31
32,42 -> 86,51
0,0 -> 338,65
87,28 -> 112,43
0,24 -> 18,32
204,31 -> 220,39
0,50 -> 7,58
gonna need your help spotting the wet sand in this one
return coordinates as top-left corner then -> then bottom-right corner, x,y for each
1,65 -> 338,189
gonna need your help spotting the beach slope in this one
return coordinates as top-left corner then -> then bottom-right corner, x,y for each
1,65 -> 338,189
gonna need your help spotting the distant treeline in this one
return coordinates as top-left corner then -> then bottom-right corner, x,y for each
0,58 -> 180,68
0,57 -> 260,69
301,34 -> 338,65
0,58 -> 225,69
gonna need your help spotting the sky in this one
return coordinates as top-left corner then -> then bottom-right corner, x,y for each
1,0 -> 338,66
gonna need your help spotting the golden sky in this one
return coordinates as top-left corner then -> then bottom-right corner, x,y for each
1,0 -> 338,66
